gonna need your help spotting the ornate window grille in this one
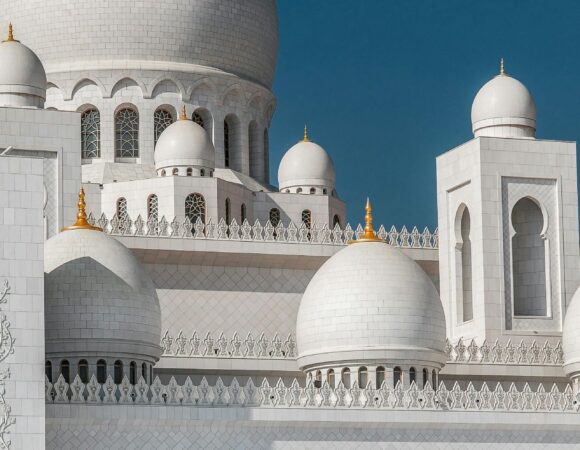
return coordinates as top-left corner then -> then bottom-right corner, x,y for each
224,121 -> 230,167
269,208 -> 280,227
193,111 -> 204,129
147,194 -> 158,220
116,197 -> 128,221
185,193 -> 206,226
115,107 -> 139,157
81,108 -> 100,158
301,209 -> 312,229
154,109 -> 173,146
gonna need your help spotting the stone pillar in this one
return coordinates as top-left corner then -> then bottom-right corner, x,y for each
367,366 -> 377,389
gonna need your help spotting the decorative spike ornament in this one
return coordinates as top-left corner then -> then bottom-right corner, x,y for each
350,198 -> 383,243
303,125 -> 309,142
500,57 -> 505,76
4,23 -> 17,42
62,187 -> 102,231
180,105 -> 187,120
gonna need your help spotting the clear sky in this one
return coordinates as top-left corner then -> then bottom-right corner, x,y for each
269,0 -> 580,230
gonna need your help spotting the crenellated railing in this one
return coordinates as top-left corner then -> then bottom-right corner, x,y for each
159,331 -> 564,366
87,213 -> 439,248
45,374 -> 578,412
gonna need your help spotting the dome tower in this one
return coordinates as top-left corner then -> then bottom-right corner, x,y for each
296,200 -> 446,389
0,23 -> 47,108
44,188 -> 162,383
471,59 -> 537,139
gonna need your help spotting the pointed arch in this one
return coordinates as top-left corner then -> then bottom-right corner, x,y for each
150,77 -> 185,99
187,78 -> 217,102
221,84 -> 244,107
70,78 -> 106,100
110,77 -> 146,98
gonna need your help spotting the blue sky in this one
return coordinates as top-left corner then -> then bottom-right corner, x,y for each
269,0 -> 580,230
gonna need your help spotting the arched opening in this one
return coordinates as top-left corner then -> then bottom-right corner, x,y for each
301,210 -> 312,229
409,367 -> 416,386
142,363 -> 147,382
224,114 -> 241,171
45,361 -> 52,383
297,188 -> 303,194
422,368 -> 428,388
160,169 -> 166,177
153,108 -> 174,147
147,194 -> 158,221
333,214 -> 341,228
185,193 -> 206,227
512,197 -> 547,316
80,107 -> 100,159
327,369 -> 335,388
78,359 -> 88,383
323,188 -> 327,195
187,167 -> 193,177
249,120 -> 261,179
341,368 -> 351,387
97,360 -> 107,383
309,187 -> 316,195
115,106 -> 139,158
223,120 -> 230,168
460,207 -> 473,322
432,370 -> 437,389
200,168 -> 205,177
358,367 -> 368,388
376,366 -> 385,388
225,198 -> 231,225
172,168 -> 178,176
130,361 -> 137,385
114,360 -> 123,384
192,108 -> 213,138
60,360 -> 70,383
241,203 -> 247,223
269,208 -> 280,227
116,197 -> 128,222
393,367 -> 402,388
314,370 -> 322,388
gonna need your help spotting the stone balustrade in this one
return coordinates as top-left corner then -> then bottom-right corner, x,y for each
87,213 -> 439,248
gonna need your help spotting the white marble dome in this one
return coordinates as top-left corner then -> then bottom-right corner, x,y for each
471,63 -> 536,138
563,286 -> 580,382
1,0 -> 278,87
44,228 -> 162,364
0,25 -> 47,108
278,137 -> 336,194
154,117 -> 215,175
296,240 -> 446,373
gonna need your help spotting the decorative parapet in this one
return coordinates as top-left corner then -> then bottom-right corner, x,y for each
87,213 -> 439,249
445,338 -> 564,365
161,331 -> 296,358
0,281 -> 15,449
45,374 -> 579,412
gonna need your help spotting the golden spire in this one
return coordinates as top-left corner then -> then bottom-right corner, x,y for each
500,57 -> 505,76
303,125 -> 309,142
4,23 -> 15,42
62,187 -> 102,232
180,105 -> 187,120
350,198 -> 383,244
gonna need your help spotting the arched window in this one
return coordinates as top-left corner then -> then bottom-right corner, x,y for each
130,361 -> 137,385
393,366 -> 402,388
115,107 -> 139,158
185,193 -> 206,225
358,367 -> 368,388
153,108 -> 173,147
147,194 -> 158,221
309,187 -> 316,195
341,368 -> 351,387
114,360 -> 123,384
97,360 -> 107,383
141,363 -> 147,382
333,214 -> 341,228
81,108 -> 100,158
327,369 -> 335,388
314,370 -> 322,388
460,207 -> 473,322
60,360 -> 70,383
409,367 -> 416,385
187,167 -> 193,177
269,208 -> 280,227
432,370 -> 437,389
200,169 -> 205,177
376,366 -> 385,388
161,169 -> 166,177
78,359 -> 88,383
193,112 -> 204,129
241,203 -> 247,223
249,121 -> 260,179
225,198 -> 231,225
323,188 -> 327,195
223,120 -> 230,168
116,197 -> 128,221
301,209 -> 312,229
297,188 -> 303,194
172,168 -> 178,176
512,197 -> 547,316
45,361 -> 52,383
422,368 -> 428,388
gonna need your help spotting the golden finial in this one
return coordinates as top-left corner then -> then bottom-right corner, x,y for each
180,105 -> 187,120
4,23 -> 16,42
500,57 -> 505,76
303,125 -> 309,142
62,187 -> 102,231
349,198 -> 383,243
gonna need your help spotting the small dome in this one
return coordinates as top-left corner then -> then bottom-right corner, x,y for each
154,114 -> 215,174
44,224 -> 162,364
278,130 -> 336,193
0,24 -> 47,108
563,287 -> 580,381
471,60 -> 536,138
296,203 -> 446,374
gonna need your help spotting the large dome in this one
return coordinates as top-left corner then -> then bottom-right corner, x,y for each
296,235 -> 446,373
1,0 -> 278,88
44,227 -> 162,364
471,61 -> 536,138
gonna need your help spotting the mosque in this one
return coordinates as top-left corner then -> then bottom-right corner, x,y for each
0,0 -> 579,448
